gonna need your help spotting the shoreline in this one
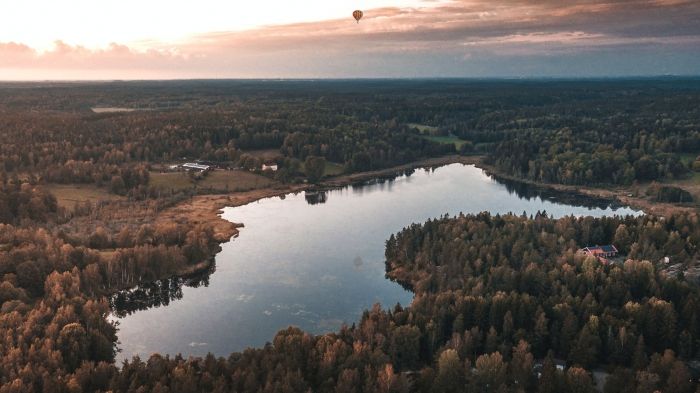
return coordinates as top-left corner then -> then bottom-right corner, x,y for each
319,155 -> 481,188
147,156 -> 481,281
476,161 -> 696,217
155,155 -> 482,252
148,154 -> 694,283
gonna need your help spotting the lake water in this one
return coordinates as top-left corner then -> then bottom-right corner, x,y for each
112,164 -> 640,361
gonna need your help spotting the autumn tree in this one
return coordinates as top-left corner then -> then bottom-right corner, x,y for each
305,156 -> 326,183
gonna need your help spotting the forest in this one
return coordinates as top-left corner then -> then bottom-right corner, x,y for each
0,79 -> 699,392
4,210 -> 700,392
2,79 -> 699,194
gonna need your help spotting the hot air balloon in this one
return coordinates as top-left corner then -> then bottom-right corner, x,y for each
353,10 -> 363,23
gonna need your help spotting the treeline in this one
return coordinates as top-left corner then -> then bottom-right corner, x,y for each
470,83 -> 700,185
0,221 -> 219,298
486,130 -> 691,185
281,127 -> 455,172
0,179 -> 58,224
51,324 -> 696,393
42,161 -> 150,196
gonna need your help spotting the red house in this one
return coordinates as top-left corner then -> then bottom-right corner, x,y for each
580,245 -> 619,261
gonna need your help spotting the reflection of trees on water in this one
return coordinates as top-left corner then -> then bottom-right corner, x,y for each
349,169 -> 415,193
493,175 -> 624,210
304,191 -> 328,205
305,168 -> 426,204
111,260 -> 215,318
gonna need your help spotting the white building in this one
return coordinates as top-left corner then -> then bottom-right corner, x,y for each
182,163 -> 211,172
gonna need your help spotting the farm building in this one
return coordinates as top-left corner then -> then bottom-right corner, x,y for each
579,245 -> 618,260
182,163 -> 211,172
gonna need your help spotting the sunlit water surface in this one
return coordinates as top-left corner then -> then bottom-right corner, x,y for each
113,164 -> 640,361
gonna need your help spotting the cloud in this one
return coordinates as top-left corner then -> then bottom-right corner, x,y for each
1,0 -> 699,78
0,41 -> 186,67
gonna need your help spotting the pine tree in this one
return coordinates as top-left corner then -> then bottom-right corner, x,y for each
632,335 -> 648,370
510,340 -> 534,391
537,351 -> 560,393
565,367 -> 596,393
474,352 -> 507,393
434,349 -> 464,393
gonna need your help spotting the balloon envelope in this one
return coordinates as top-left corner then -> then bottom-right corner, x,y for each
353,10 -> 363,23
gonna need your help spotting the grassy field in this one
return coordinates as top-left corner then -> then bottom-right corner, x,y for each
149,172 -> 194,192
323,162 -> 345,177
45,184 -> 122,210
150,169 -> 278,193
198,170 -> 277,191
407,123 -> 438,133
422,135 -> 469,149
299,161 -> 346,178
408,123 -> 470,150
677,154 -> 700,197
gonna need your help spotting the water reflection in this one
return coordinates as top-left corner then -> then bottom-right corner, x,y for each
304,165 -> 624,210
304,190 -> 328,205
112,167 -> 630,318
112,163 -> 641,360
111,261 -> 214,318
493,174 -> 626,210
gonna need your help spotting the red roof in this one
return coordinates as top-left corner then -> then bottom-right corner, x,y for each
581,245 -> 618,255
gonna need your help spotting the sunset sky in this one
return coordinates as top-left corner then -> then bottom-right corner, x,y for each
1,0 -> 699,80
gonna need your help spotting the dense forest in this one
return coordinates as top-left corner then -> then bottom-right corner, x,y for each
486,130 -> 691,186
2,79 -> 699,194
1,80 -> 699,392
0,180 -> 58,224
4,210 -> 700,392
0,81 -> 460,192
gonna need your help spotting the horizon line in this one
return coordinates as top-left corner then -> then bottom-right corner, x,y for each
2,75 -> 700,84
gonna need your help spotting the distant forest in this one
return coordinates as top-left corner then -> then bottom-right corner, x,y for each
1,79 -> 699,196
0,80 -> 699,392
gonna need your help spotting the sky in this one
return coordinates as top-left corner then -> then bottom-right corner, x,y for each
0,0 -> 699,79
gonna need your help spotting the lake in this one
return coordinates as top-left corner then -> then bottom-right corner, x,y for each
112,164 -> 640,361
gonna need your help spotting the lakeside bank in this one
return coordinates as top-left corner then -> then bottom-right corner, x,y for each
143,153 -> 695,289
